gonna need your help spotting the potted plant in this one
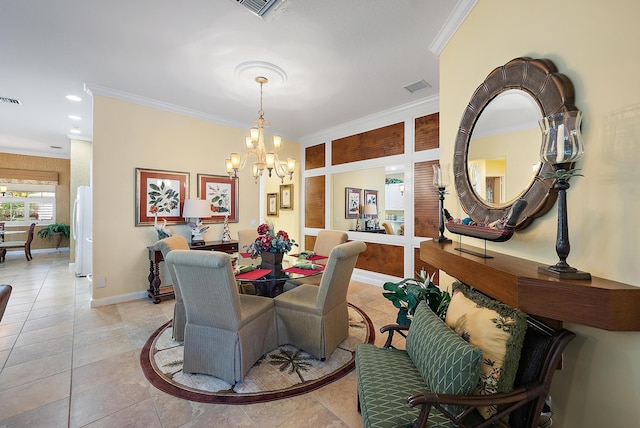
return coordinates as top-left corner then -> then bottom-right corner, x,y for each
382,268 -> 451,325
37,223 -> 71,249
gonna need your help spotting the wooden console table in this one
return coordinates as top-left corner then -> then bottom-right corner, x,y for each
420,240 -> 640,331
147,240 -> 238,303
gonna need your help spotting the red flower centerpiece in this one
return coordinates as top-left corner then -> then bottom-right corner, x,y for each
246,222 -> 297,257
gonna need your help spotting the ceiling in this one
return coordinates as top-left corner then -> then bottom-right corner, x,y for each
0,0 -> 474,159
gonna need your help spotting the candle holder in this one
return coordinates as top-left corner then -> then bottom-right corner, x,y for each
433,164 -> 452,243
538,111 -> 590,280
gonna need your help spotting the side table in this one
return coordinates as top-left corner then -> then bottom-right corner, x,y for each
146,240 -> 239,303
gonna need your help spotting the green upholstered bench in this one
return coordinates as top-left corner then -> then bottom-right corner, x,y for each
356,288 -> 576,428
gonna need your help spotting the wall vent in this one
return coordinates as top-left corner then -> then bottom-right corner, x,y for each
403,80 -> 431,94
0,96 -> 22,105
234,0 -> 282,17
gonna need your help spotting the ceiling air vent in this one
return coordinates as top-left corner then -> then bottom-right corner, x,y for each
1,96 -> 22,105
403,80 -> 431,94
234,0 -> 282,17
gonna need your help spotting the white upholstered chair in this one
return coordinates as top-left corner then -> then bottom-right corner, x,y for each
153,235 -> 190,342
165,250 -> 278,384
274,240 -> 366,360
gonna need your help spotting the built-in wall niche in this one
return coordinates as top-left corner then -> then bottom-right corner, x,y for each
331,165 -> 404,233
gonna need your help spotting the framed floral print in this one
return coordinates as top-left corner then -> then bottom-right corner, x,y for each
135,168 -> 189,226
345,187 -> 361,219
364,189 -> 379,217
197,174 -> 239,223
267,192 -> 278,216
280,184 -> 293,210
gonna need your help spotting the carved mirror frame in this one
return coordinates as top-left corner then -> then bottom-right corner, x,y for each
453,57 -> 576,230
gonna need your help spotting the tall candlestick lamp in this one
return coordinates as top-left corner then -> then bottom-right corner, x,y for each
538,110 -> 590,280
433,164 -> 452,243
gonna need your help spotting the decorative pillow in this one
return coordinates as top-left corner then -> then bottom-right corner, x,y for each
407,301 -> 482,414
445,282 -> 528,419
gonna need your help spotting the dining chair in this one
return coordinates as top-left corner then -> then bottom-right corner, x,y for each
274,240 -> 367,360
381,222 -> 393,235
0,223 -> 35,262
165,249 -> 278,384
237,229 -> 259,254
286,230 -> 348,289
153,235 -> 190,342
0,284 -> 12,322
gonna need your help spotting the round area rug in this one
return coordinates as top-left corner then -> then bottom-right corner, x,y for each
140,304 -> 374,404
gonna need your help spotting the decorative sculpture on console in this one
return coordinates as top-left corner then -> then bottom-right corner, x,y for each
154,215 -> 173,240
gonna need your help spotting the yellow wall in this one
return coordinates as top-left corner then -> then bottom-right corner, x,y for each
331,167 -> 385,231
91,95 -> 299,304
441,1 -> 640,426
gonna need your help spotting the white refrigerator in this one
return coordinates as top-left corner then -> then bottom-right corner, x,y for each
73,186 -> 92,277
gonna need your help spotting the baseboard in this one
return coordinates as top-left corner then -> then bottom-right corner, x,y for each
90,290 -> 148,307
351,269 -> 398,287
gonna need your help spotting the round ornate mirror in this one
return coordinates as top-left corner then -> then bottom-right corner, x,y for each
453,57 -> 576,230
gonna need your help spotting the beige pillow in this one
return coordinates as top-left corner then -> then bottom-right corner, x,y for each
445,282 -> 527,420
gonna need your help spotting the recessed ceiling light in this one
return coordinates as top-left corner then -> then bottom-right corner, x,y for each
66,95 -> 82,102
69,129 -> 81,134
68,114 -> 82,120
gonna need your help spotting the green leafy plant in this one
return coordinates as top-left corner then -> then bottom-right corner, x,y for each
382,268 -> 451,325
37,223 -> 71,250
37,223 -> 70,239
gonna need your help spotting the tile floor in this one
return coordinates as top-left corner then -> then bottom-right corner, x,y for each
0,250 -> 397,427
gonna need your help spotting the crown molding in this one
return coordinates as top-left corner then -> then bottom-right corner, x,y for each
84,83 -> 246,131
429,0 -> 477,55
299,95 -> 439,147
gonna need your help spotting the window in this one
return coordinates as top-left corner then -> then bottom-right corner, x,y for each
0,183 -> 56,226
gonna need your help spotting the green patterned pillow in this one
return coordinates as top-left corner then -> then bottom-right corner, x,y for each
445,282 -> 528,419
406,301 -> 482,404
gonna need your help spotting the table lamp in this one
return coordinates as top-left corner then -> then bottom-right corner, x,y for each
183,199 -> 212,246
364,203 -> 377,230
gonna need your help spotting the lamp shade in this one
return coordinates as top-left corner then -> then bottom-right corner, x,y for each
183,199 -> 212,219
364,203 -> 377,216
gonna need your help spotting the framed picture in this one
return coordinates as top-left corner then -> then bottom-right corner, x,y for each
197,174 -> 239,223
280,184 -> 293,210
267,193 -> 278,216
364,189 -> 379,217
135,168 -> 189,226
345,187 -> 362,219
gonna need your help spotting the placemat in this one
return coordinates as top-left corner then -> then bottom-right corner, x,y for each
282,266 -> 325,275
236,269 -> 271,280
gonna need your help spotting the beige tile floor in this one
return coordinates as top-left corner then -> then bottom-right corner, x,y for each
0,250 -> 397,427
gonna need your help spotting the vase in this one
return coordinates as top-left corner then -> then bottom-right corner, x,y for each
260,251 -> 284,272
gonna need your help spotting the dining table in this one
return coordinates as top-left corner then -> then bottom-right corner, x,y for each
235,252 -> 328,298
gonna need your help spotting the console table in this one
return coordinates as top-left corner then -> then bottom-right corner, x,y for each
420,240 -> 640,331
147,240 -> 238,303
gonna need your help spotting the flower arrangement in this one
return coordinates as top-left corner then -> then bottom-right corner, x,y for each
246,222 -> 297,256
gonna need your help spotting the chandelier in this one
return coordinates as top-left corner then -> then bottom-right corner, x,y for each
225,76 -> 295,183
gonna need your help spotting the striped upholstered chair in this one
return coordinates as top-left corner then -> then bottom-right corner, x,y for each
153,235 -> 190,342
166,250 -> 278,384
